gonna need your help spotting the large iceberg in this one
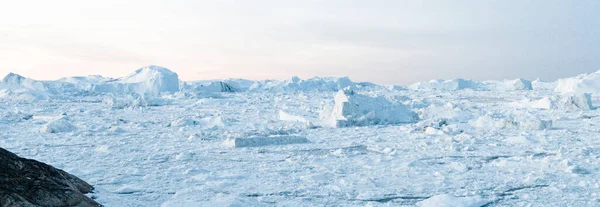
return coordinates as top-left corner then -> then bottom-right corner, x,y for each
92,65 -> 179,95
0,73 -> 47,91
0,73 -> 51,100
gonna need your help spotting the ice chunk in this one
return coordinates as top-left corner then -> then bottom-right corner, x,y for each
40,118 -> 77,133
555,70 -> 600,94
279,110 -> 311,124
114,184 -> 143,194
170,117 -> 197,127
491,78 -> 533,91
510,93 -> 593,111
529,97 -> 554,109
170,116 -> 224,129
556,93 -> 594,111
470,114 -> 552,130
424,127 -> 444,135
196,116 -> 225,129
516,117 -> 553,130
223,135 -> 309,148
321,88 -> 418,127
507,78 -> 533,90
418,194 -> 488,207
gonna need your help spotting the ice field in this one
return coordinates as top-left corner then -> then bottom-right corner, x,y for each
2,66 -> 600,206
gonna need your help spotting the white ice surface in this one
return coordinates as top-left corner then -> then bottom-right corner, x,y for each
3,72 -> 600,206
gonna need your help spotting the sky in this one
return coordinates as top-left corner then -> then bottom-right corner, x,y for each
1,0 -> 599,85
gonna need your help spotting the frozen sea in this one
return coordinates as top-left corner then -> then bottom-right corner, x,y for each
2,67 -> 600,206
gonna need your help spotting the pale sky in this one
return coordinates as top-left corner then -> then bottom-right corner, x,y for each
1,0 -> 599,85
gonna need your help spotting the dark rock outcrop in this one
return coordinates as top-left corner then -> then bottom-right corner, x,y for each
0,148 -> 101,207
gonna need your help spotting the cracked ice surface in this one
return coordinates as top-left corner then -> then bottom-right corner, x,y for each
1,89 -> 600,206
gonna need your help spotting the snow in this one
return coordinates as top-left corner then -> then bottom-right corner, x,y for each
3,69 -> 600,206
417,194 -> 488,207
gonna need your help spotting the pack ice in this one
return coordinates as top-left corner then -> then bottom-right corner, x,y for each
409,78 -> 534,91
2,67 -> 600,207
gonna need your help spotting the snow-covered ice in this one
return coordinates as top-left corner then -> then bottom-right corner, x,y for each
3,67 -> 600,206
